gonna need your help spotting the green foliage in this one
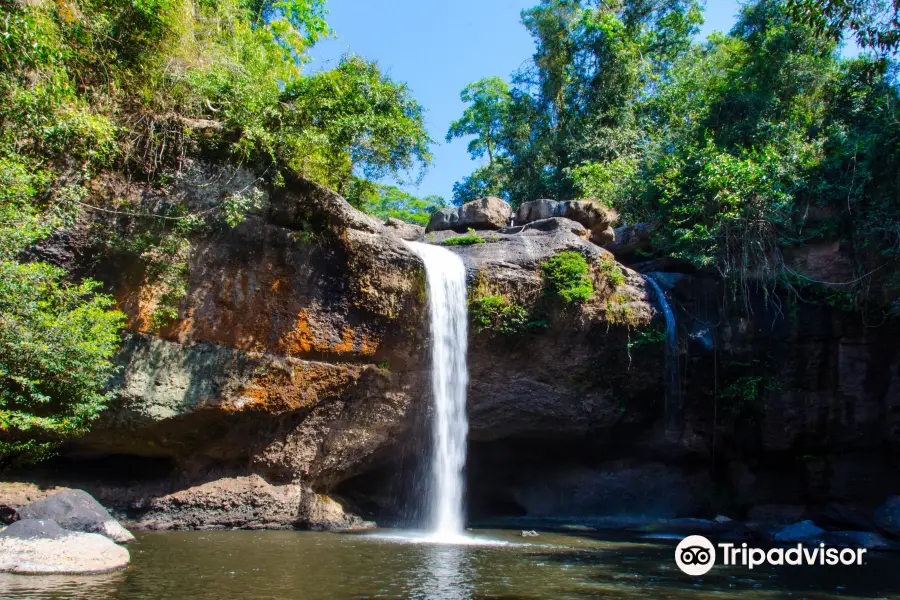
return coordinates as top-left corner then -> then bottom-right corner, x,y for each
448,0 -> 703,205
606,296 -> 637,325
346,179 -> 447,225
541,251 -> 594,303
598,255 -> 626,288
0,262 -> 125,466
0,0 -> 439,463
447,77 -> 512,165
451,161 -> 510,204
470,296 -> 531,335
281,55 -> 433,193
788,0 -> 900,54
570,157 -> 637,207
448,0 -> 900,311
222,189 -> 266,228
628,328 -> 667,349
443,229 -> 486,246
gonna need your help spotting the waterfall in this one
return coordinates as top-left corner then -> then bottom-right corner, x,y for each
644,274 -> 681,435
404,241 -> 469,540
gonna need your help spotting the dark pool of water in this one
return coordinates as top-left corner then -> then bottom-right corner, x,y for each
1,529 -> 898,599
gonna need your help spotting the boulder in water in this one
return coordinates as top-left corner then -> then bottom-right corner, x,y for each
18,489 -> 134,544
773,520 -> 825,543
0,519 -> 130,574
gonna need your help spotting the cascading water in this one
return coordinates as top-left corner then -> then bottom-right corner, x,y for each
644,274 -> 681,435
404,241 -> 469,541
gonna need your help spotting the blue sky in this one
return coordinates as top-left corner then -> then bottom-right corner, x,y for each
305,1 -> 842,202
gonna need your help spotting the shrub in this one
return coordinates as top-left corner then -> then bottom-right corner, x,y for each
0,262 -> 125,466
541,251 -> 593,303
598,255 -> 625,288
443,228 -> 485,246
470,296 -> 529,335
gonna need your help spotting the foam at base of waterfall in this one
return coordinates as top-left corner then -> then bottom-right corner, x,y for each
366,530 -> 510,547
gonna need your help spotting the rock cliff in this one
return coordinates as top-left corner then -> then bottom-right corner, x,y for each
4,176 -> 899,533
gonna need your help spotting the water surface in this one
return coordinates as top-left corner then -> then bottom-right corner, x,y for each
1,529 -> 898,599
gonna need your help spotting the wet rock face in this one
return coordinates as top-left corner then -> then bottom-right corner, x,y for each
23,172 -> 432,529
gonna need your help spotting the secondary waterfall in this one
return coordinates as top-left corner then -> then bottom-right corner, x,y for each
405,241 -> 469,540
644,274 -> 680,434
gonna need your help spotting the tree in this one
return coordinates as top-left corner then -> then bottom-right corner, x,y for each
446,77 -> 512,165
281,55 -> 433,195
0,263 -> 125,466
345,179 -> 447,225
451,161 -> 511,204
788,0 -> 900,55
448,0 -> 702,206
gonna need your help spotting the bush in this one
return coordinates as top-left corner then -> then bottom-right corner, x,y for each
443,228 -> 485,246
541,251 -> 593,303
470,296 -> 529,335
0,262 -> 125,466
598,255 -> 625,288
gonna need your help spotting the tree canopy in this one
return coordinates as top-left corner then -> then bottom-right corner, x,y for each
0,0 -> 437,464
448,0 -> 900,311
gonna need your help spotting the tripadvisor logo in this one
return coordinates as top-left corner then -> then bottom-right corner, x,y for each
675,535 -> 867,576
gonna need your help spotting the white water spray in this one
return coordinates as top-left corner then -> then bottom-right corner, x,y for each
405,241 -> 469,541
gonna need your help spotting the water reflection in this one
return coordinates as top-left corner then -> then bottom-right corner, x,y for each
410,543 -> 474,600
0,571 -> 123,599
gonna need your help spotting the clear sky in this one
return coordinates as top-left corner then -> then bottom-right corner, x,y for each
305,1 -> 842,202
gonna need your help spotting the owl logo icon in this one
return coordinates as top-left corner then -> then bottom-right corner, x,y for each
675,535 -> 716,575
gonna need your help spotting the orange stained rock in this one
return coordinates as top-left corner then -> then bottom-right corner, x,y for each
360,334 -> 379,356
228,363 -> 361,413
332,327 -> 356,353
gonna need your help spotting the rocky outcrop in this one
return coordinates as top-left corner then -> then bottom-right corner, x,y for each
0,519 -> 129,574
607,222 -> 653,260
384,218 -> 424,241
19,489 -> 134,543
514,199 -> 618,247
7,163 -> 899,532
133,475 -> 372,531
426,196 -> 512,232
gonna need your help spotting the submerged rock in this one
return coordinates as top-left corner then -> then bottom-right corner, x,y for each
773,520 -> 825,543
0,519 -> 130,574
19,490 -> 134,544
